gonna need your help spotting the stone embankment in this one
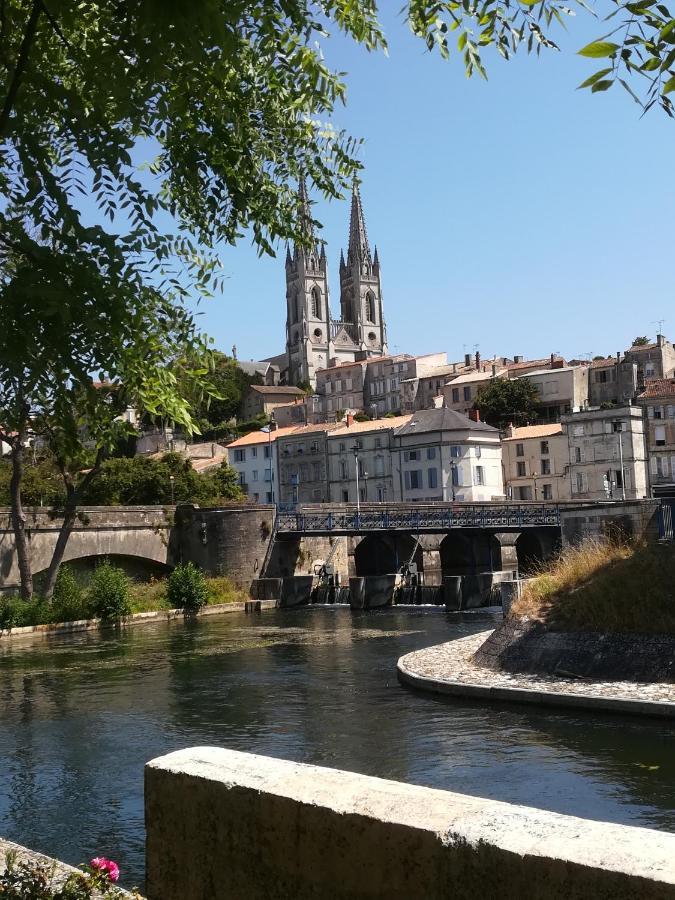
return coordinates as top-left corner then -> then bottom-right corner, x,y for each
398,631 -> 675,718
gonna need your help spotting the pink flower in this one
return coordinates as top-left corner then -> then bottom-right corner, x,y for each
90,857 -> 120,883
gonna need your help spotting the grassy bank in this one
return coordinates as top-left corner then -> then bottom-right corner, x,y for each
510,539 -> 675,634
0,572 -> 248,630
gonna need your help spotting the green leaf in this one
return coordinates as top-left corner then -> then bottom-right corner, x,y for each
591,79 -> 614,91
577,66 -> 613,88
578,40 -> 620,57
663,73 -> 675,93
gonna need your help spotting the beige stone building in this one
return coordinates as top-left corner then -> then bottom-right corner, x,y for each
501,424 -> 570,501
636,378 -> 675,498
517,365 -> 589,423
240,385 -> 305,421
276,423 -> 342,505
562,405 -> 648,500
443,368 -> 507,416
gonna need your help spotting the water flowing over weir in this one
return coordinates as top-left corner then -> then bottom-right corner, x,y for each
1,607 -> 675,889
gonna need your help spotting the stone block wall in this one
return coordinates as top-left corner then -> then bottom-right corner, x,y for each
560,500 -> 661,546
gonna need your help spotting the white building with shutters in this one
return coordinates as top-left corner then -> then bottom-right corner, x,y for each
636,378 -> 675,498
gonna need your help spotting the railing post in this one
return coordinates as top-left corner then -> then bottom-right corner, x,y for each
327,512 -> 333,532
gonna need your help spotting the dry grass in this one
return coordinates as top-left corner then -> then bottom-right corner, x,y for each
510,539 -> 675,634
129,574 -> 248,613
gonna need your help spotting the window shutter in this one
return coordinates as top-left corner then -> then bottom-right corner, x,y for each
647,406 -> 654,418
650,457 -> 658,475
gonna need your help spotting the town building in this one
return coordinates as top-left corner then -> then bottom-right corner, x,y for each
284,180 -> 388,387
624,334 -> 675,385
225,425 -> 297,503
501,423 -> 570,501
275,423 -> 342,505
517,364 -> 589,423
316,358 -> 369,419
636,378 -> 675,498
240,385 -> 305,421
392,408 -> 503,503
562,405 -> 648,501
270,395 -> 323,428
587,355 -> 639,408
326,415 -> 412,503
443,367 -> 507,416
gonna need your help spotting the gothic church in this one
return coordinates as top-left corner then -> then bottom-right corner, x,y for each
284,180 -> 388,387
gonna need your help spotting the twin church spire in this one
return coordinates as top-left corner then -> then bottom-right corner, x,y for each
285,178 -> 388,387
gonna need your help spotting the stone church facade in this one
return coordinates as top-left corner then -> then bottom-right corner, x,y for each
284,180 -> 388,387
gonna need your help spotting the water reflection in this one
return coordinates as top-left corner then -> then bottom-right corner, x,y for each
0,607 -> 673,889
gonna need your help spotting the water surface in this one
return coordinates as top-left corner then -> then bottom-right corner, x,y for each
1,607 -> 673,888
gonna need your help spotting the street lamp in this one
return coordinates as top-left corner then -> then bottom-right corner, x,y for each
449,460 -> 458,502
532,472 -> 538,502
352,444 -> 361,520
169,474 -> 175,505
267,412 -> 275,504
613,420 -> 626,501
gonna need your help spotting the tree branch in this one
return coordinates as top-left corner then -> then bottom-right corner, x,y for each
0,0 -> 41,139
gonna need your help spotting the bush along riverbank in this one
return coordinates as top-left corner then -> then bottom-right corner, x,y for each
0,562 -> 248,631
473,539 -> 675,683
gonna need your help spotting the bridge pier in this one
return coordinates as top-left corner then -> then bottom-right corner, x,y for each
493,532 -> 520,574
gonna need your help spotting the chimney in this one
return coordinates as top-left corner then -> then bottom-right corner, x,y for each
468,409 -> 480,422
504,422 -> 514,438
550,353 -> 555,366
552,358 -> 564,369
452,362 -> 457,374
475,351 -> 481,370
514,355 -> 523,364
616,352 -> 620,363
657,333 -> 664,347
346,413 -> 354,427
491,363 -> 497,377
464,353 -> 471,368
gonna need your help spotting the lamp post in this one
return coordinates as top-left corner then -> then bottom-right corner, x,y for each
532,472 -> 538,502
267,412 -> 275,504
352,444 -> 360,521
613,420 -> 626,501
169,474 -> 175,505
449,460 -> 458,502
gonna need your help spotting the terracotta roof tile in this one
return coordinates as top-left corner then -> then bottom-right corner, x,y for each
225,425 -> 298,448
637,378 -> 675,399
502,423 -> 564,441
248,385 -> 304,395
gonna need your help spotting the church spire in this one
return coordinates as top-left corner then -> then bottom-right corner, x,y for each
347,178 -> 372,267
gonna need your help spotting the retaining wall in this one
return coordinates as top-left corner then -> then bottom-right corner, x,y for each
145,747 -> 675,900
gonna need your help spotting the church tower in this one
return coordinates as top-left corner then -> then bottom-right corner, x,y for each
285,179 -> 331,386
339,180 -> 388,354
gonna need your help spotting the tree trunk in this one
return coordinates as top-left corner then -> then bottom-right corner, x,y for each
43,451 -> 105,600
42,497 -> 76,601
9,436 -> 33,600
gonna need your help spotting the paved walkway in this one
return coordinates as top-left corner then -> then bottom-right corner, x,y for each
398,631 -> 675,718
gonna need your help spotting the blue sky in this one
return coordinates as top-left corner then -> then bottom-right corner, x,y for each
193,5 -> 675,365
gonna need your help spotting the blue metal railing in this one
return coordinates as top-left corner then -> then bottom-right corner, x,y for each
276,503 -> 561,534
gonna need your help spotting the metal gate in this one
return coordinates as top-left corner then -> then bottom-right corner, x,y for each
658,500 -> 675,541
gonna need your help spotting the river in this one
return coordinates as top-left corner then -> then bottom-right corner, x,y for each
1,606 -> 674,889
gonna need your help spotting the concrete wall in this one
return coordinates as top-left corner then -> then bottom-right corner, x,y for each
145,747 -> 675,900
560,499 -> 661,546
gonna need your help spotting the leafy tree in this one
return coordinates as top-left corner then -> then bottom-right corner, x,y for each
474,378 -> 540,429
631,336 -> 651,346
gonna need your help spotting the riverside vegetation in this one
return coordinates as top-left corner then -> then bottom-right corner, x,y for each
510,539 -> 675,634
0,562 -> 247,631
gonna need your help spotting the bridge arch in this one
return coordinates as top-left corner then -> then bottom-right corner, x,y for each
440,532 -> 500,577
353,533 -> 423,577
34,553 -> 172,587
516,529 -> 559,575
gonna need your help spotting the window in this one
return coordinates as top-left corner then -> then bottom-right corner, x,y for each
656,457 -> 666,477
263,445 -> 271,459
365,292 -> 375,322
574,424 -> 584,436
541,459 -> 551,475
266,492 -> 273,503
427,447 -> 436,460
451,465 -> 460,486
615,468 -> 623,487
238,472 -> 246,486
311,286 -> 322,319
313,462 -> 322,480
252,470 -> 259,481
404,449 -> 420,462
516,485 -> 532,501
339,460 -> 348,479
654,406 -> 663,419
342,489 -> 349,502
251,447 -> 258,458
516,443 -> 524,457
310,441 -> 319,453
264,470 -> 271,482
428,468 -> 438,489
452,388 -> 459,403
575,472 -> 585,492
655,425 -> 666,446
595,370 -> 609,383
475,445 -> 481,458
540,440 -> 549,454
474,466 -> 485,485
574,446 -> 582,463
516,461 -> 526,477
404,470 -> 423,490
374,456 -> 384,476
234,448 -> 246,462
542,484 -> 553,500
339,442 -> 346,452
612,421 -> 623,433
646,364 -> 656,377
450,445 -> 462,458
463,386 -> 471,402
374,437 -> 382,448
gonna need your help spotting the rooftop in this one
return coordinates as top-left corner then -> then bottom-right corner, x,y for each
506,356 -> 564,373
225,425 -> 299,448
327,414 -> 412,438
503,423 -> 564,441
638,378 -> 675,400
248,385 -> 305,396
445,369 -> 506,386
394,407 -> 497,436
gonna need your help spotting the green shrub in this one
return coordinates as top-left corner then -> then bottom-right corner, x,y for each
167,562 -> 209,613
0,597 -> 32,629
51,565 -> 91,623
89,561 -> 131,623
